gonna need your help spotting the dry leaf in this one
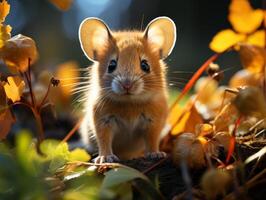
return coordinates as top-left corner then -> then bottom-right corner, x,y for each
209,29 -> 245,53
201,169 -> 232,200
173,132 -> 218,168
3,76 -> 25,103
229,0 -> 264,34
239,44 -> 265,74
233,87 -> 266,118
49,0 -> 73,11
0,0 -> 10,23
173,133 -> 206,168
195,123 -> 213,137
229,69 -> 261,88
0,83 -> 7,114
214,132 -> 231,151
247,30 -> 265,47
195,77 -> 218,104
0,108 -> 15,139
212,103 -> 239,132
1,34 -> 38,72
171,104 -> 203,135
0,23 -> 11,48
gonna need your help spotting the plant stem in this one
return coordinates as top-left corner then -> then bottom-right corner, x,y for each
39,78 -> 52,109
169,53 -> 220,111
24,59 -> 36,107
22,58 -> 45,143
61,117 -> 83,143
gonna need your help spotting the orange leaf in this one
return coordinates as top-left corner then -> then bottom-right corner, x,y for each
229,69 -> 261,88
172,105 -> 203,135
195,77 -> 218,104
0,23 -> 11,48
0,108 -> 15,140
229,0 -> 264,34
246,30 -> 265,48
0,0 -> 10,22
49,0 -> 73,11
229,0 -> 252,13
239,44 -> 265,74
3,76 -> 25,103
0,83 -> 7,114
209,29 -> 245,53
56,61 -> 79,97
1,34 -> 38,72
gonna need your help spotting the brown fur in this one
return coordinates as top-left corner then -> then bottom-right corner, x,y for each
79,17 -> 176,163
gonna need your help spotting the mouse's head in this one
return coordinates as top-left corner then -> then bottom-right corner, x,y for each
79,17 -> 176,102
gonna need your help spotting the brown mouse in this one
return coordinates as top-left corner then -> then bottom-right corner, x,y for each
79,17 -> 176,163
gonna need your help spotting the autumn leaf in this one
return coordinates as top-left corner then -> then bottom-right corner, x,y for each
0,23 -> 11,48
0,108 -> 15,140
229,69 -> 261,88
1,34 -> 38,72
171,105 -> 203,135
0,83 -> 7,114
3,76 -> 25,103
49,0 -> 73,11
228,0 -> 264,34
0,0 -> 10,23
209,29 -> 245,53
212,103 -> 239,132
239,44 -> 265,74
246,30 -> 265,48
56,61 -> 79,97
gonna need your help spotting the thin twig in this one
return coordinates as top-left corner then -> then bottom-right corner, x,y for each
142,156 -> 169,174
61,117 -> 83,143
39,78 -> 52,109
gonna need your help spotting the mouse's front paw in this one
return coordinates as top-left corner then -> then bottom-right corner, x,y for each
145,151 -> 167,159
94,154 -> 120,164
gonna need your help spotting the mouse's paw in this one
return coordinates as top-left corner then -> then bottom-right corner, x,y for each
93,154 -> 120,164
145,151 -> 167,159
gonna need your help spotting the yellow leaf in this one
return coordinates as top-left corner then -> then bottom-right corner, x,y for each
172,105 -> 203,135
229,0 -> 264,34
3,76 -> 25,102
0,24 -> 11,48
209,29 -> 245,53
1,34 -> 38,72
229,0 -> 252,13
56,61 -> 79,97
246,30 -> 265,47
0,0 -> 10,22
239,44 -> 265,74
69,148 -> 91,162
171,111 -> 190,135
49,0 -> 73,11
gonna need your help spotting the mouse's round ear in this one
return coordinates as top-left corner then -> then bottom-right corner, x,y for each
144,17 -> 176,59
79,17 -> 112,62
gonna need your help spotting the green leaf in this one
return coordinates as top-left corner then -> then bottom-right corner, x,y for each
101,166 -> 149,189
69,148 -> 91,162
40,140 -> 70,173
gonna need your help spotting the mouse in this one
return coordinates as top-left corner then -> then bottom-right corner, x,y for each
78,16 -> 176,163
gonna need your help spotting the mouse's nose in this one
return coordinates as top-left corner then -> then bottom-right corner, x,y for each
121,79 -> 133,91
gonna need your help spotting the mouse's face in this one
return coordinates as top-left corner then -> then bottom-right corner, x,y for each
97,33 -> 164,101
79,17 -> 176,102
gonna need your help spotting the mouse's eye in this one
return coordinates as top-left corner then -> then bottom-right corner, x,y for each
108,59 -> 117,73
140,59 -> 150,73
